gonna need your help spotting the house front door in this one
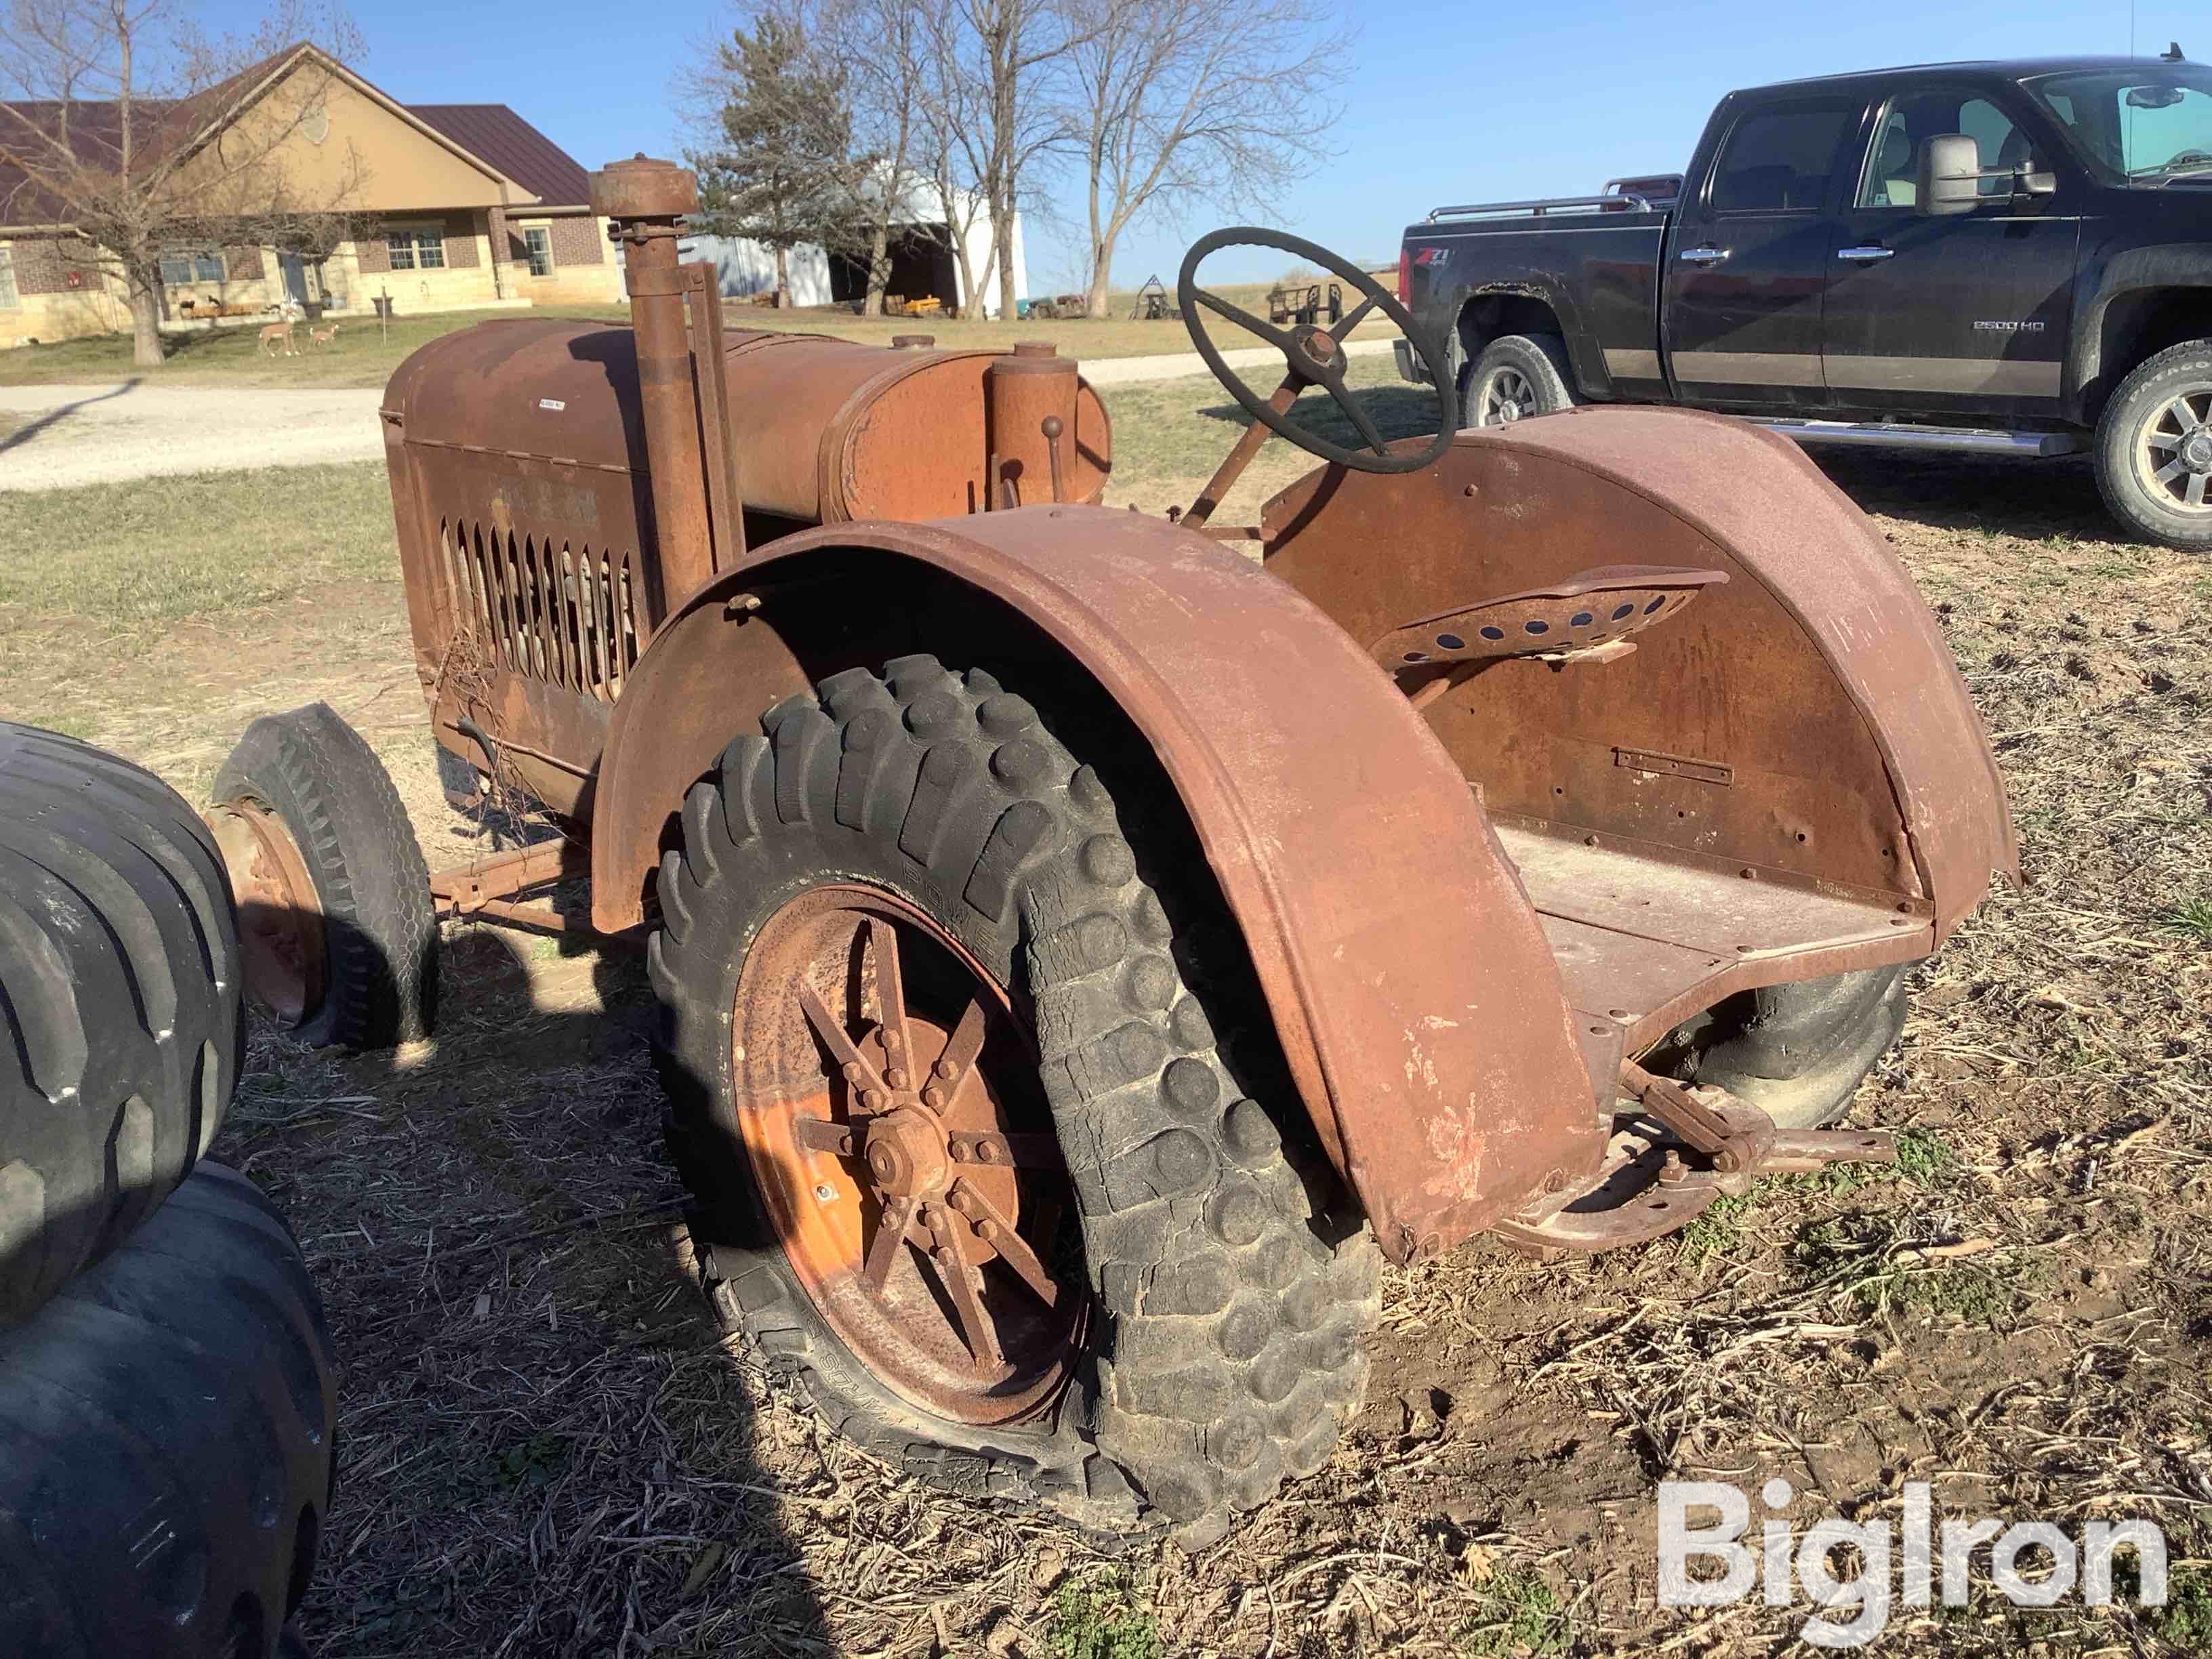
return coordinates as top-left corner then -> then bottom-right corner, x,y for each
279,252 -> 310,308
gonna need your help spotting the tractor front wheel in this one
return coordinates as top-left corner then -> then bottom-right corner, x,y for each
649,657 -> 1379,1546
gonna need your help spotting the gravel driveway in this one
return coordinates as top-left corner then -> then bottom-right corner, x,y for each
0,338 -> 1400,493
0,382 -> 386,491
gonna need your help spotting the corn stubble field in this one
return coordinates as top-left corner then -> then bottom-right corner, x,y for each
2,362 -> 2209,1656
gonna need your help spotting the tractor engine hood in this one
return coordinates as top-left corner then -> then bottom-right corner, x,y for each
380,317 -> 1113,526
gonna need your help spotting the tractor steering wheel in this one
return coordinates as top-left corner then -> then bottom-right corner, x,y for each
1176,226 -> 1454,474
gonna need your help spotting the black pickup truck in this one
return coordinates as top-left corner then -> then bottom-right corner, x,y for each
1395,54 -> 2212,547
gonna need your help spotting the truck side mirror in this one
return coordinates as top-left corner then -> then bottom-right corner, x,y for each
1915,134 -> 1982,216
2015,165 -> 2057,196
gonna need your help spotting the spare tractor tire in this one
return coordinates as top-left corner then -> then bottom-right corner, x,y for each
0,722 -> 242,1330
1659,966 -> 1909,1130
653,657 -> 1380,1549
210,703 -> 438,1049
0,1162 -> 337,1658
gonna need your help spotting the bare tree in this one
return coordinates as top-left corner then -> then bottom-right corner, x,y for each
806,0 -> 933,316
1061,0 -> 1348,317
0,0 -> 365,367
932,0 -> 1088,323
682,12 -> 859,306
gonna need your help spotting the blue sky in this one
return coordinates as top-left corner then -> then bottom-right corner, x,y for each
237,0 -> 2201,287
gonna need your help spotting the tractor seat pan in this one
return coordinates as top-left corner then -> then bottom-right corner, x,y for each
1371,564 -> 1728,670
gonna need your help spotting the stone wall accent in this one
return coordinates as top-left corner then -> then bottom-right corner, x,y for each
223,245 -> 265,281
356,233 -> 391,274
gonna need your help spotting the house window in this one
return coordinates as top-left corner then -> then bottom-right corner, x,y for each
0,249 -> 18,309
385,227 -> 447,271
157,250 -> 226,285
523,226 -> 552,277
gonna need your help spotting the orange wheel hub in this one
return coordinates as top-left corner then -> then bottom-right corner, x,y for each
730,886 -> 1083,1425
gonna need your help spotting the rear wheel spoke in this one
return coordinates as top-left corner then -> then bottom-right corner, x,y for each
2190,472 -> 2209,508
799,983 -> 890,1101
861,1193 -> 919,1292
923,1206 -> 1004,1366
955,1181 -> 1059,1309
2167,396 -> 2201,430
2155,457 -> 2191,486
866,918 -> 918,1088
790,1114 -> 856,1155
930,998 -> 988,1097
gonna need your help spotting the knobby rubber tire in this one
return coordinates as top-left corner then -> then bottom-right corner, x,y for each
0,1162 -> 338,1658
2093,337 -> 2212,550
1665,966 -> 1909,1130
0,722 -> 241,1330
1459,332 -> 1578,429
213,703 -> 438,1048
651,657 -> 1380,1547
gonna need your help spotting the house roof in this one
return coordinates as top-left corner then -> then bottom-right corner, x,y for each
407,106 -> 592,209
1,45 -> 595,230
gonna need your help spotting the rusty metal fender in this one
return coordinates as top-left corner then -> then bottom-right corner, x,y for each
590,504 -> 1605,1261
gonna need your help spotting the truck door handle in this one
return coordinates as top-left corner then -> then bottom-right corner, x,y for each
1679,245 -> 1729,265
1837,245 -> 1895,262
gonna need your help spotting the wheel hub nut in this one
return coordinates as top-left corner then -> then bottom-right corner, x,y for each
861,1107 -> 949,1198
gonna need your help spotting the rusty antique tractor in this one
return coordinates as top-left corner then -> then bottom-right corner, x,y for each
208,158 -> 2014,1545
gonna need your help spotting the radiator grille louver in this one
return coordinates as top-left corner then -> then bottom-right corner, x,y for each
437,516 -> 642,701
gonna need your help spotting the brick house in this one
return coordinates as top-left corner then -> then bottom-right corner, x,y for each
0,45 -> 623,348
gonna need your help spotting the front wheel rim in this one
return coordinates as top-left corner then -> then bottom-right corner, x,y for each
730,884 -> 1084,1427
2136,385 -> 2212,512
206,799 -> 325,1025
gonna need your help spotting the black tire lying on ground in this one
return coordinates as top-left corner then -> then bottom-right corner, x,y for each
653,657 -> 1381,1549
0,1162 -> 338,1658
0,722 -> 242,1329
1659,965 -> 1909,1130
212,702 -> 439,1049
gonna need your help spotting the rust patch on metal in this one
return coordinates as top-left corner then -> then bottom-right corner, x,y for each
207,800 -> 325,1027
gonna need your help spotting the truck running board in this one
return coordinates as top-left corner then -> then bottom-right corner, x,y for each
1749,419 -> 2083,459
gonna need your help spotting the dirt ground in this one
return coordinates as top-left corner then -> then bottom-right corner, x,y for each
1,422 -> 2208,1655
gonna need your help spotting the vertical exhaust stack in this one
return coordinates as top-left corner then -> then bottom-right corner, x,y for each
591,155 -> 716,615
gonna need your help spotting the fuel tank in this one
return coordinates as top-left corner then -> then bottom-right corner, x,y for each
381,316 -> 1113,525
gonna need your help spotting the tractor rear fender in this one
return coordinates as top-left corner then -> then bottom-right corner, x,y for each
590,506 -> 1605,1263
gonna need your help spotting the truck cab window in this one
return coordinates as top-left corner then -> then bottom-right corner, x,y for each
2024,65 -> 2212,182
1710,106 -> 1851,212
1856,91 -> 2029,207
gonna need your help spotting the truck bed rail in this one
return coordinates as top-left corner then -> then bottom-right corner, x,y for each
1425,176 -> 1679,224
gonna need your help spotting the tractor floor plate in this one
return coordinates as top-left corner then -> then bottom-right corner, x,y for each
1492,823 -> 1929,1092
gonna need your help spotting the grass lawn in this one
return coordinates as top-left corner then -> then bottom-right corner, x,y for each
0,279 -> 1399,390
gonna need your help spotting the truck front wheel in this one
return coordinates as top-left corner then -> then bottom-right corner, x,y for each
2094,338 -> 2212,549
1459,333 -> 1579,430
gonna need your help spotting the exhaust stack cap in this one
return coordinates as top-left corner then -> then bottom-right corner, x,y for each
590,154 -> 698,222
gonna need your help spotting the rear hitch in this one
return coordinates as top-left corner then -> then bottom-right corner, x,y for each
1487,1061 -> 1896,1257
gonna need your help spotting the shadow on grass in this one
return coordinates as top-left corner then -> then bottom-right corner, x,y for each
0,377 -> 138,455
1805,447 -> 2121,545
219,913 -> 831,1656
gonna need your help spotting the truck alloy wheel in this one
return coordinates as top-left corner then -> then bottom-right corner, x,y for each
1460,333 -> 1579,430
2095,338 -> 2212,549
651,657 -> 1380,1546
